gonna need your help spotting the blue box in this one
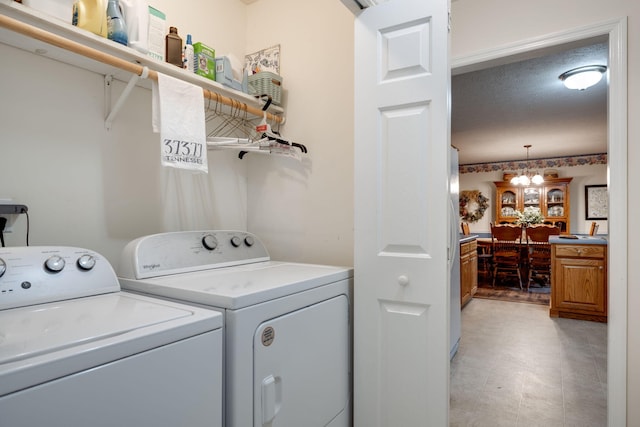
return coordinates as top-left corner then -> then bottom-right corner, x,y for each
214,56 -> 248,93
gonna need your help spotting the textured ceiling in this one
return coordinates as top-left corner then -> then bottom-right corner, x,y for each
452,39 -> 609,165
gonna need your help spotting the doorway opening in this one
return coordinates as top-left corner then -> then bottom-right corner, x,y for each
450,18 -> 628,426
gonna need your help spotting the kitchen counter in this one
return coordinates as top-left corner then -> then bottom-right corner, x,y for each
459,234 -> 479,244
550,235 -> 607,245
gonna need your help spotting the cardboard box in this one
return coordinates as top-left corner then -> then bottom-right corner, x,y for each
147,6 -> 166,62
194,42 -> 216,80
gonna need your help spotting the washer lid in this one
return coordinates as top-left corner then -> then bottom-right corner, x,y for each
120,261 -> 353,309
0,292 -> 222,396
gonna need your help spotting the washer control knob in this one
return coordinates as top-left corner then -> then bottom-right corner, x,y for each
77,254 -> 96,271
0,258 -> 6,277
244,236 -> 255,247
230,236 -> 242,247
202,234 -> 218,250
44,255 -> 65,273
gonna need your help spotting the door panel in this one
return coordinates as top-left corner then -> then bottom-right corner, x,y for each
379,103 -> 431,257
354,0 -> 451,425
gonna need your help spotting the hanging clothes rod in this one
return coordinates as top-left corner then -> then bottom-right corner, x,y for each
0,14 -> 284,124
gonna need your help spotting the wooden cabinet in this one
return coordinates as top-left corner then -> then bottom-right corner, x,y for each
460,239 -> 478,307
550,243 -> 607,322
494,178 -> 572,233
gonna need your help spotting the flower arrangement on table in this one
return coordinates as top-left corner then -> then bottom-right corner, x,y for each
459,190 -> 489,223
514,206 -> 544,226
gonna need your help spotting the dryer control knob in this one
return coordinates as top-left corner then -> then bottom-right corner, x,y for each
44,255 -> 65,273
230,236 -> 242,247
0,258 -> 6,277
77,254 -> 96,271
202,234 -> 218,250
244,236 -> 255,247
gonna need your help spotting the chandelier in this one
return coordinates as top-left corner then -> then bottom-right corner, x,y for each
510,145 -> 544,186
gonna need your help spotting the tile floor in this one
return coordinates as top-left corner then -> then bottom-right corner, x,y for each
450,298 -> 607,427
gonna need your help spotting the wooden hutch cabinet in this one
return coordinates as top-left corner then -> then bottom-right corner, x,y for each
494,177 -> 572,233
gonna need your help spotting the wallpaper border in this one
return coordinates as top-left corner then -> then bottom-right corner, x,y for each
460,153 -> 607,174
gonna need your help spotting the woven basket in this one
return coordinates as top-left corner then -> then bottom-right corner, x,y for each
503,172 -> 516,181
248,72 -> 283,105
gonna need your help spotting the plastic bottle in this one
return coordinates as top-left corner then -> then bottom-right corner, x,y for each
165,26 -> 182,67
107,0 -> 128,46
183,34 -> 195,72
72,0 -> 108,38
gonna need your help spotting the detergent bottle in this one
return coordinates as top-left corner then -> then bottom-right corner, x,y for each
106,0 -> 128,46
72,0 -> 108,38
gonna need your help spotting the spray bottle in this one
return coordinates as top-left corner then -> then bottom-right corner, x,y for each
183,34 -> 195,72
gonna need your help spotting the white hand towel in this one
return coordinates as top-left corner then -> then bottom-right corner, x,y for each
152,73 -> 208,173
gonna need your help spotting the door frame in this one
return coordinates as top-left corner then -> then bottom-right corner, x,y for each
451,17 -> 628,426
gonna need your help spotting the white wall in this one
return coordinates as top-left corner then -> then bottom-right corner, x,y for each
244,0 -> 355,266
452,0 -> 640,422
460,164 -> 608,235
150,0 -> 247,59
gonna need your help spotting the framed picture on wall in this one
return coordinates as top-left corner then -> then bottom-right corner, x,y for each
585,185 -> 608,220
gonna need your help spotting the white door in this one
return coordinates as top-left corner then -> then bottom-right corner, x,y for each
253,296 -> 350,426
353,0 -> 451,425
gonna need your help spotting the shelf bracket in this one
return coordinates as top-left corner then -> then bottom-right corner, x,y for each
104,67 -> 149,130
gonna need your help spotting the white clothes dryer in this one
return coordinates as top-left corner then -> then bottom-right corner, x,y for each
118,230 -> 353,427
0,246 -> 223,427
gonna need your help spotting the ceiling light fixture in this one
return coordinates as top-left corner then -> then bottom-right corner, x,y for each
510,145 -> 544,186
559,65 -> 607,90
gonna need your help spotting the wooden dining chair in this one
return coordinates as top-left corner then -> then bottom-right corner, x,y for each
589,221 -> 600,236
525,224 -> 560,291
554,220 -> 567,233
476,241 -> 494,285
461,222 -> 470,235
490,223 -> 524,289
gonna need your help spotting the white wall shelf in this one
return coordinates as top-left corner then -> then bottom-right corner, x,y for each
0,0 -> 284,127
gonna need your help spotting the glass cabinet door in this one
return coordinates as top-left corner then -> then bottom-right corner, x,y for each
498,189 -> 518,219
546,188 -> 565,218
523,187 -> 542,214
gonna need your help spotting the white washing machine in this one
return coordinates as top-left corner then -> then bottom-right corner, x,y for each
0,246 -> 223,427
117,230 -> 353,427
